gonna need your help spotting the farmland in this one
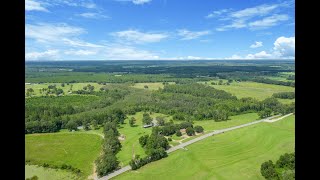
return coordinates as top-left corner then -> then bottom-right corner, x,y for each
115,115 -> 295,180
25,133 -> 102,179
25,60 -> 295,180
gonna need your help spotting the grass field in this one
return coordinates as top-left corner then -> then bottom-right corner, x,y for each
25,83 -> 105,96
25,165 -> 77,180
131,82 -> 174,91
204,81 -> 294,103
25,133 -> 103,179
114,115 -> 295,180
117,112 -> 171,166
192,113 -> 259,132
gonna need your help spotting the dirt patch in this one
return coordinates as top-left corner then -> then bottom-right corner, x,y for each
118,134 -> 126,141
87,163 -> 97,180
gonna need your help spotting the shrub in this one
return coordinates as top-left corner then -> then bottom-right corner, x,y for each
194,126 -> 204,133
186,127 -> 195,136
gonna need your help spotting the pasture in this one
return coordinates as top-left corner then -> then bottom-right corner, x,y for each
114,115 -> 295,180
25,82 -> 105,96
206,81 -> 295,103
25,165 -> 77,180
25,133 -> 102,178
116,112 -> 171,166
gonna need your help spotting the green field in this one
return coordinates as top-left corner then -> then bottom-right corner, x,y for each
192,113 -> 259,131
131,82 -> 175,91
205,81 -> 294,103
115,115 -> 295,180
25,165 -> 77,180
25,83 -> 105,96
117,112 -> 171,166
25,133 -> 103,179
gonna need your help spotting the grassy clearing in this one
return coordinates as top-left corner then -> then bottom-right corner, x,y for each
115,115 -> 295,180
25,165 -> 77,180
131,82 -> 174,91
203,81 -> 294,102
25,133 -> 102,178
25,82 -> 105,96
117,112 -> 171,166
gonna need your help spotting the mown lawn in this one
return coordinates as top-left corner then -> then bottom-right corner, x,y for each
114,115 -> 295,180
25,133 -> 103,179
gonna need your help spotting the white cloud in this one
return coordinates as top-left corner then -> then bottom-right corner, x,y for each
62,39 -> 105,48
273,36 -> 295,58
227,36 -> 295,59
230,4 -> 280,18
114,0 -> 152,5
111,30 -> 168,44
64,50 -> 97,56
26,23 -> 85,43
77,12 -> 110,19
225,54 -> 243,59
25,50 -> 59,60
104,46 -> 159,60
132,0 -> 152,5
250,41 -> 263,48
249,14 -> 289,29
25,0 -> 49,12
205,9 -> 231,19
209,2 -> 292,31
246,51 -> 272,59
45,0 -> 97,9
177,29 -> 210,40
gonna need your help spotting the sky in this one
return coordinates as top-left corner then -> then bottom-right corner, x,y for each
25,0 -> 295,60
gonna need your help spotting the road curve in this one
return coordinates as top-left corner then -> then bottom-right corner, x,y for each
97,114 -> 292,180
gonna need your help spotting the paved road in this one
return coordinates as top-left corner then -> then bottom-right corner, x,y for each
97,114 -> 292,180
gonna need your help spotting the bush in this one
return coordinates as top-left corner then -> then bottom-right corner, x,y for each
168,137 -> 172,141
186,127 -> 195,136
194,126 -> 204,133
175,131 -> 182,137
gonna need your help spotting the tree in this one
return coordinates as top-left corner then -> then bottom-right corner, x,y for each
103,130 -> 122,154
26,175 -> 38,180
260,160 -> 279,180
139,135 -> 149,147
146,134 -> 169,151
95,150 -> 119,177
26,88 -> 34,96
194,126 -> 204,133
104,121 -> 119,136
175,130 -> 182,137
61,83 -> 65,87
66,120 -> 78,131
144,85 -> 148,89
84,123 -> 90,131
142,113 -> 152,125
156,116 -> 165,126
112,108 -> 126,124
186,127 -> 195,136
129,117 -> 136,127
259,108 -> 272,119
55,88 -> 64,96
92,119 -> 98,130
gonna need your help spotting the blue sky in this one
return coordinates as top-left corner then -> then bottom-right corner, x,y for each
25,0 -> 295,60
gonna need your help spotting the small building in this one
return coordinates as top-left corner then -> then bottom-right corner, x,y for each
143,124 -> 153,128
